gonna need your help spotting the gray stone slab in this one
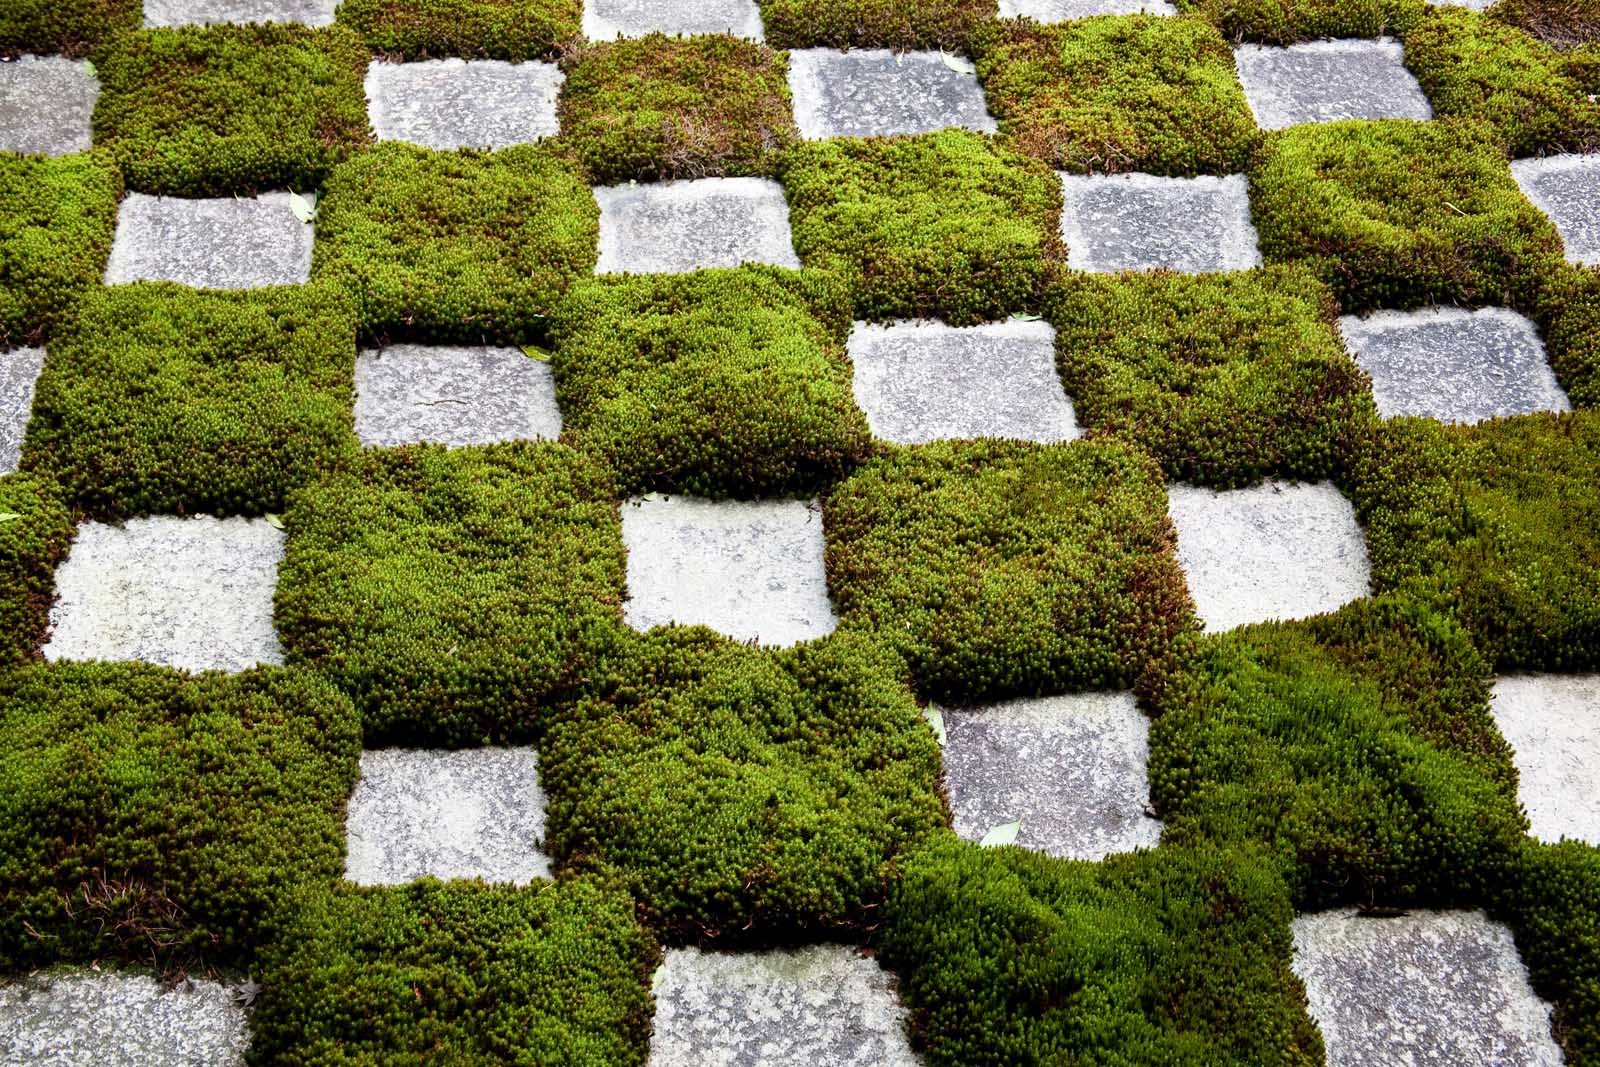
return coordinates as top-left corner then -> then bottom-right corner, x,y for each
1490,674 -> 1600,846
583,0 -> 764,41
999,0 -> 1176,16
1166,480 -> 1370,633
1337,307 -> 1570,424
105,192 -> 314,290
1425,0 -> 1493,8
847,318 -> 1078,445
1291,909 -> 1563,1067
1511,154 -> 1600,266
0,969 -> 250,1067
344,747 -> 552,886
0,55 -> 97,157
939,692 -> 1162,861
1,347 -> 45,475
143,0 -> 338,26
648,945 -> 920,1067
787,49 -> 996,141
365,59 -> 563,151
44,516 -> 285,673
353,344 -> 562,448
622,495 -> 837,646
1233,39 -> 1433,130
594,177 -> 800,274
1059,173 -> 1261,274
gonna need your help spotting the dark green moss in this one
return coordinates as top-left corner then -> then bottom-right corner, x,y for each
1537,265 -> 1600,407
1491,0 -> 1600,49
1174,0 -> 1422,45
0,474 -> 74,668
756,0 -> 996,50
0,0 -> 139,58
336,0 -> 582,60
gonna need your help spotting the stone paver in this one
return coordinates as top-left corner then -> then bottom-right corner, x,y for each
622,495 -> 836,646
44,516 -> 285,673
365,59 -> 563,151
344,747 -> 552,886
649,945 -> 920,1067
1058,173 -> 1261,273
1291,909 -> 1563,1067
940,692 -> 1162,861
105,192 -> 314,290
1,346 -> 45,475
594,177 -> 800,274
1166,480 -> 1370,632
583,0 -> 764,41
787,49 -> 996,141
1511,154 -> 1600,266
1000,0 -> 1176,15
1425,0 -> 1493,8
143,0 -> 338,26
353,345 -> 562,448
0,55 -> 97,157
1233,39 -> 1433,130
1490,675 -> 1600,846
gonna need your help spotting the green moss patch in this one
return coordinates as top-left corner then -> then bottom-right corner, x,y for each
0,475 -> 74,669
1491,0 -> 1600,50
1538,265 -> 1600,406
0,0 -> 139,59
756,0 -> 996,51
1497,840 -> 1600,1066
337,0 -> 582,60
1175,0 -> 1422,45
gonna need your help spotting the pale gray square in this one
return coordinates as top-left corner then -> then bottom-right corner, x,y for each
0,55 -> 97,156
583,0 -> 764,40
354,345 -> 562,448
1233,39 -> 1433,130
143,0 -> 338,26
1059,173 -> 1261,273
594,177 -> 800,274
788,49 -> 997,140
1,347 -> 46,475
1000,0 -> 1176,16
105,192 -> 314,290
1511,153 -> 1600,266
1490,674 -> 1600,847
366,59 -> 564,151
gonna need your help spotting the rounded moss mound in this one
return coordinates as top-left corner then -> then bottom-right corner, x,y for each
756,0 -> 996,51
1175,0 -> 1422,44
0,0 -> 139,58
337,0 -> 582,60
0,474 -> 74,668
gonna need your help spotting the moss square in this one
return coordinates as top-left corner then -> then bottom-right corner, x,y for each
0,0 -> 140,59
756,0 -> 997,51
1490,0 -> 1600,50
1173,0 -> 1422,45
0,475 -> 74,668
337,0 -> 583,60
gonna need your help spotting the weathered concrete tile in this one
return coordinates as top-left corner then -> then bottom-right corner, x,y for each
1490,674 -> 1600,846
1166,480 -> 1370,632
583,0 -> 765,41
1233,39 -> 1433,130
847,318 -> 1078,444
648,945 -> 920,1067
0,55 -> 97,157
353,344 -> 562,448
999,0 -> 1176,16
594,177 -> 800,274
44,516 -> 285,673
1511,153 -> 1600,266
1,346 -> 46,475
105,192 -> 314,290
0,969 -> 250,1067
1291,909 -> 1563,1067
1058,172 -> 1261,273
788,48 -> 996,140
1338,307 -> 1569,424
143,0 -> 338,26
366,59 -> 563,151
1425,0 -> 1493,8
344,747 -> 552,886
622,495 -> 836,646
940,692 -> 1162,861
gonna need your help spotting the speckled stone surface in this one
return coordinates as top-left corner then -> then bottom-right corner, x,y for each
648,945 -> 920,1067
622,495 -> 836,646
583,0 -> 764,41
1291,909 -> 1563,1067
940,692 -> 1163,861
999,0 -> 1176,16
1059,173 -> 1261,273
0,969 -> 250,1067
344,747 -> 552,886
105,192 -> 314,290
1510,153 -> 1600,266
366,59 -> 563,151
1,347 -> 45,475
1490,675 -> 1600,846
1233,39 -> 1433,130
0,55 -> 97,157
594,177 -> 800,274
1166,480 -> 1370,633
44,516 -> 285,673
847,318 -> 1078,444
1424,0 -> 1493,8
143,0 -> 338,26
353,345 -> 562,448
1337,307 -> 1570,424
788,49 -> 996,140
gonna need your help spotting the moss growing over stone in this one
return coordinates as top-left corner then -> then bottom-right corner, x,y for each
1174,0 -> 1422,45
0,0 -> 139,59
0,475 -> 74,668
337,0 -> 582,60
756,0 -> 997,51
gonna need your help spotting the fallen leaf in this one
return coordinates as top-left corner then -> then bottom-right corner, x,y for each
0,512 -> 20,523
940,51 -> 977,75
922,705 -> 947,747
980,820 -> 1021,848
521,345 -> 552,363
263,514 -> 285,530
288,191 -> 318,224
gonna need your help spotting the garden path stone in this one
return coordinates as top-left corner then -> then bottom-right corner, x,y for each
1000,0 -> 1176,16
1511,153 -> 1600,266
582,0 -> 765,41
594,177 -> 800,274
143,0 -> 338,26
353,345 -> 562,448
622,495 -> 836,646
1,346 -> 45,475
787,49 -> 996,140
1058,173 -> 1261,273
1233,39 -> 1432,129
105,192 -> 314,290
44,515 -> 285,673
344,747 -> 552,886
848,318 -> 1078,444
0,55 -> 97,157
1338,307 -> 1569,424
365,59 -> 563,151
1490,674 -> 1600,846
1166,480 -> 1370,632
1291,909 -> 1563,1067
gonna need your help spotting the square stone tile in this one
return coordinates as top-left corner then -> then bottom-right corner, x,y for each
1166,479 -> 1370,632
1338,307 -> 1570,424
594,177 -> 800,274
1,347 -> 46,475
649,945 -> 920,1067
1291,909 -> 1563,1067
0,55 -> 97,157
344,747 -> 552,886
788,48 -> 996,140
940,692 -> 1162,861
1490,674 -> 1600,846
44,516 -> 285,673
583,0 -> 765,41
105,192 -> 314,290
847,318 -> 1078,444
1233,39 -> 1433,130
622,495 -> 836,646
1510,154 -> 1600,266
1425,0 -> 1493,7
366,59 -> 563,151
1000,0 -> 1176,15
1059,173 -> 1261,273
354,345 -> 562,448
143,0 -> 338,26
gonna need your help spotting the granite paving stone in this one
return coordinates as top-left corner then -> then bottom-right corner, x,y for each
353,344 -> 562,448
1058,173 -> 1261,273
583,0 -> 765,41
1510,153 -> 1600,266
594,177 -> 800,274
1233,39 -> 1433,130
143,0 -> 338,26
1,346 -> 45,475
0,55 -> 98,157
1490,674 -> 1600,846
104,192 -> 314,290
365,59 -> 564,151
787,48 -> 996,141
999,0 -> 1177,15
